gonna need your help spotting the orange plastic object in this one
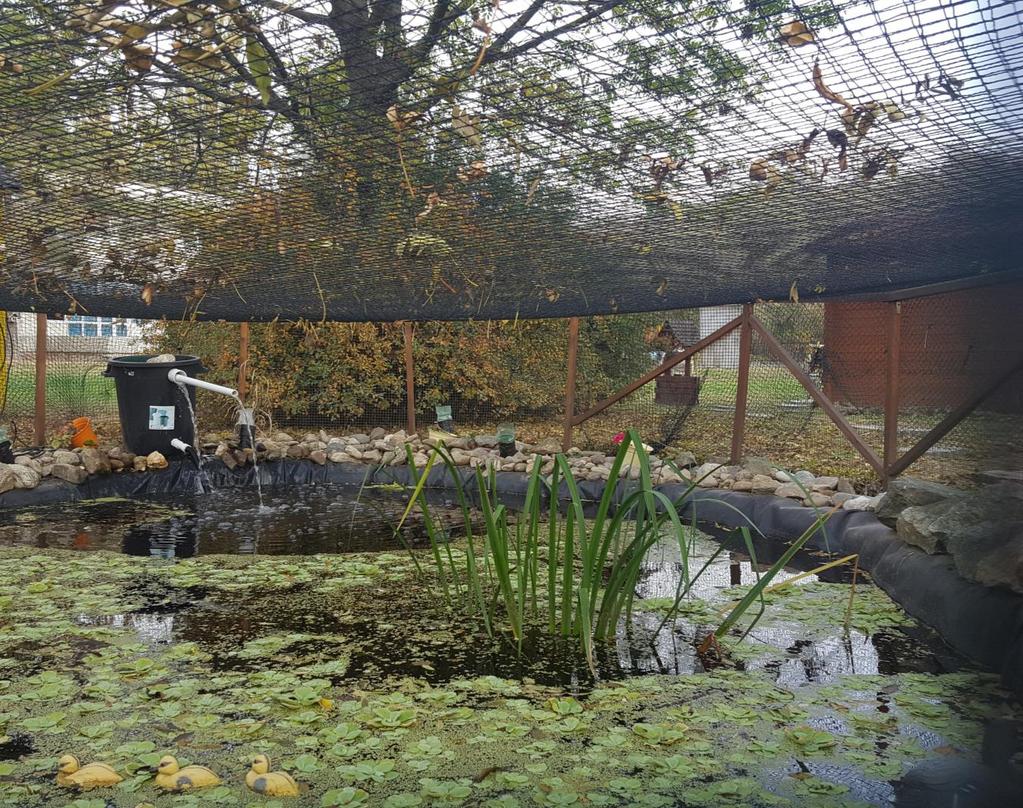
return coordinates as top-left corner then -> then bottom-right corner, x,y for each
70,416 -> 98,448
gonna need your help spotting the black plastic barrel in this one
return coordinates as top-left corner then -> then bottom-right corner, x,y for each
103,355 -> 206,456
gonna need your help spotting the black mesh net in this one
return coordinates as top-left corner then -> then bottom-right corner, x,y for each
1,1 -> 1021,322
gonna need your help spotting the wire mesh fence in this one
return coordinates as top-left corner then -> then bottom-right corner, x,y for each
3,282 -> 1021,485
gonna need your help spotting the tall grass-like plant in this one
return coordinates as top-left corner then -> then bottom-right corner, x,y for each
398,429 -> 834,669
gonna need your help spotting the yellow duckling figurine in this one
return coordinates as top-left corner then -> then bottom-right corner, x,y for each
246,754 -> 300,798
56,754 -> 123,789
154,754 -> 221,791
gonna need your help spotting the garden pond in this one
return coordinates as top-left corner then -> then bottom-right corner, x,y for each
0,484 -> 1019,807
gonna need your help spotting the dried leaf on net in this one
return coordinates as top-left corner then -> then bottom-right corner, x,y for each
471,10 -> 492,36
456,160 -> 487,183
648,155 -> 681,190
387,105 -> 420,132
749,158 -> 780,186
825,130 -> 848,172
121,44 -> 154,74
812,60 -> 854,110
779,21 -> 816,48
451,105 -> 482,147
525,175 -> 542,205
700,163 -> 728,185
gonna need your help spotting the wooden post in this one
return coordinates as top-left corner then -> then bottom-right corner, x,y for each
883,302 -> 902,475
886,355 -> 1023,479
562,317 -> 580,452
238,322 -> 250,402
403,321 -> 416,435
730,304 -> 753,464
751,314 -> 886,477
33,313 -> 46,445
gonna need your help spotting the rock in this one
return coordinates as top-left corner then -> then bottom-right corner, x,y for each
133,456 -> 148,472
328,451 -> 351,463
832,492 -> 857,506
109,459 -> 124,472
750,474 -> 780,495
803,493 -> 832,508
697,474 -> 719,489
362,449 -> 382,464
897,500 -> 960,554
15,455 -> 42,473
146,353 -> 177,363
532,437 -> 563,456
80,447 -> 111,475
106,448 -> 135,467
450,449 -> 471,466
0,465 -> 17,493
261,440 -> 286,461
813,476 -> 839,490
302,433 -> 319,444
742,456 -> 775,477
674,451 -> 697,469
309,450 -> 327,465
146,451 -> 168,470
836,477 -> 856,495
386,429 -> 408,445
52,449 -> 79,466
874,477 -> 965,526
923,483 -> 1023,593
345,446 -> 364,461
51,463 -> 88,484
272,432 -> 295,443
286,443 -> 308,459
774,482 -> 805,499
318,429 -> 332,443
351,433 -> 371,445
369,427 -> 386,440
412,452 -> 429,468
842,495 -> 880,512
474,435 -> 498,449
731,479 -> 753,492
216,443 -> 237,470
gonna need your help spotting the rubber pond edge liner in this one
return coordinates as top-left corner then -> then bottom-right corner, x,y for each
3,457 -> 1023,696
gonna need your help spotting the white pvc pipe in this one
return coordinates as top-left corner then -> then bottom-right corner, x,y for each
168,368 -> 239,399
170,438 -> 191,454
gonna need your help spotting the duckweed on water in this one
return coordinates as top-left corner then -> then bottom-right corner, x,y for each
0,546 -> 1019,807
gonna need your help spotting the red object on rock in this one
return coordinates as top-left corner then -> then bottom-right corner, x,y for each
612,432 -> 626,445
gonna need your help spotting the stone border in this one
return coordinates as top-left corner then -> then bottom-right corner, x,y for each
2,455 -> 1021,696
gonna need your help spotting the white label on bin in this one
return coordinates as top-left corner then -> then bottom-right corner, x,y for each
149,405 -> 175,430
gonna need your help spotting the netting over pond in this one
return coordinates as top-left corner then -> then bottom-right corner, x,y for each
1,1 -> 1021,322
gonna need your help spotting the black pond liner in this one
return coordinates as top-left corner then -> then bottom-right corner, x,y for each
3,458 -> 1023,695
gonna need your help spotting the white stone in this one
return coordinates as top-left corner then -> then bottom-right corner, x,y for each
843,495 -> 880,512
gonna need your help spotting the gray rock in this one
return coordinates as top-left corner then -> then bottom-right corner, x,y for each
731,479 -> 753,492
842,495 -> 880,511
328,451 -> 351,463
532,437 -> 563,456
803,492 -> 832,508
369,427 -> 386,440
896,500 -> 961,554
318,429 -> 332,443
345,446 -> 364,461
813,476 -> 839,490
674,451 -> 697,469
742,456 -> 775,477
287,443 -> 309,459
361,449 -> 382,464
301,433 -> 319,444
351,433 -> 371,445
693,462 -> 721,481
0,465 -> 17,493
272,432 -> 295,443
309,450 -> 327,465
326,438 -> 348,453
80,447 -> 111,475
836,477 -> 856,495
474,435 -> 498,448
15,455 -> 42,473
774,482 -> 805,499
875,477 -> 965,526
750,474 -> 780,495
933,483 -> 1023,593
261,440 -> 286,461
52,449 -> 79,466
51,463 -> 88,484
832,492 -> 857,506
216,443 -> 238,470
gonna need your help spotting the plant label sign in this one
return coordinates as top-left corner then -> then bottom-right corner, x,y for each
435,405 -> 453,422
149,405 -> 175,430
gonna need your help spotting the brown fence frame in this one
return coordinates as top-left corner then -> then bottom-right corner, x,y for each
562,274 -> 1023,480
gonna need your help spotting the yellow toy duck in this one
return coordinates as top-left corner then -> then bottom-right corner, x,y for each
246,754 -> 300,797
55,755 -> 123,789
154,754 -> 222,791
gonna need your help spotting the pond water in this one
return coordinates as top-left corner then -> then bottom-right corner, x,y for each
0,484 -> 1019,807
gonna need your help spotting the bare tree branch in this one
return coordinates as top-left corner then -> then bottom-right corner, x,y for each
260,0 -> 332,27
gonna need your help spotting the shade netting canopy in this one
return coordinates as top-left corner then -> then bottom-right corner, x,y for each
0,0 -> 1020,322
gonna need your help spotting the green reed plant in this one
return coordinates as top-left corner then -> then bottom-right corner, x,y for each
397,429 -> 835,668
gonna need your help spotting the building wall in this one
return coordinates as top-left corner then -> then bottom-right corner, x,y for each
823,281 -> 1023,413
698,304 -> 742,370
9,313 -> 149,360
